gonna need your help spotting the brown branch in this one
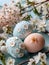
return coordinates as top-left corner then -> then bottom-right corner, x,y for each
21,0 -> 49,10
21,0 -> 49,14
18,50 -> 49,65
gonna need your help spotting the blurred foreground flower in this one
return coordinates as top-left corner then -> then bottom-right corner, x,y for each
27,52 -> 47,65
6,57 -> 15,65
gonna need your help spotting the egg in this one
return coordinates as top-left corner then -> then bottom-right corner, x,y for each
6,37 -> 25,58
13,21 -> 33,40
24,33 -> 45,53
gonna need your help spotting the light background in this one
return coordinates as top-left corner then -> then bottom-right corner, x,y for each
0,0 -> 19,6
0,0 -> 11,6
0,0 -> 49,65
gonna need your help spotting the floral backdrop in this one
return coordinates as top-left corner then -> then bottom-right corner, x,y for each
0,0 -> 49,65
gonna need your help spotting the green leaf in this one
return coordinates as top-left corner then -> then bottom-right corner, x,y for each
33,7 -> 41,16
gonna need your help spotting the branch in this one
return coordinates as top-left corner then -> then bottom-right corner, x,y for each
43,30 -> 49,34
21,0 -> 49,14
18,50 -> 49,65
22,0 -> 49,10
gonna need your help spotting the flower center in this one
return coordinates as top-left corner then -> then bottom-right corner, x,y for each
9,61 -> 12,64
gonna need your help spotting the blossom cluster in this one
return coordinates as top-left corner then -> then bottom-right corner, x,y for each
27,52 -> 47,65
6,57 -> 15,65
29,0 -> 46,3
0,1 -> 21,28
30,18 -> 47,32
0,40 -> 7,54
0,0 -> 49,33
36,1 -> 49,20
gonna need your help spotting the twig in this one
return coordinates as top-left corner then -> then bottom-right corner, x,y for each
17,60 -> 29,65
21,0 -> 49,14
21,0 -> 49,10
18,50 -> 49,65
43,30 -> 49,34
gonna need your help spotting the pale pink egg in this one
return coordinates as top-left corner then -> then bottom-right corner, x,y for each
24,33 -> 45,53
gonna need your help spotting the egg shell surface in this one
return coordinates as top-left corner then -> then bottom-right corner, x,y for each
6,37 -> 25,58
13,21 -> 33,40
24,33 -> 45,53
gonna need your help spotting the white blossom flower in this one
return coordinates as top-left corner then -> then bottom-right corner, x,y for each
1,46 -> 7,53
15,0 -> 21,4
27,62 -> 33,65
19,43 -> 25,49
27,58 -> 36,65
24,24 -> 28,30
41,4 -> 48,15
16,48 -> 20,53
17,28 -> 21,32
14,37 -> 18,41
0,33 -> 8,40
10,42 -> 15,47
33,52 -> 47,64
0,40 -> 7,54
18,53 -> 24,58
29,0 -> 46,3
6,57 -> 15,65
33,54 -> 40,64
39,53 -> 47,63
29,58 -> 35,62
3,26 -> 8,33
0,40 -> 5,46
36,2 -> 49,19
37,20 -> 46,32
30,18 -> 46,32
30,18 -> 39,25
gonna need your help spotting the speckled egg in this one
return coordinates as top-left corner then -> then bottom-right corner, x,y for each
6,37 -> 25,58
24,33 -> 45,53
13,21 -> 33,39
